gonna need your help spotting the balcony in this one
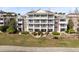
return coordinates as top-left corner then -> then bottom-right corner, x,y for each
34,26 -> 40,29
59,21 -> 67,24
60,26 -> 67,28
0,20 -> 4,22
41,26 -> 47,29
48,17 -> 55,19
18,21 -> 23,24
34,21 -> 40,24
18,25 -> 23,28
28,17 -> 48,19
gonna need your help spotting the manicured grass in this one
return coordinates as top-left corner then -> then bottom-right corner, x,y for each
0,33 -> 79,47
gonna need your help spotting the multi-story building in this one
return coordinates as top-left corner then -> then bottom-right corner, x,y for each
67,8 -> 79,32
25,9 -> 67,33
0,10 -> 16,26
16,14 -> 26,32
0,9 -> 68,33
54,13 -> 68,32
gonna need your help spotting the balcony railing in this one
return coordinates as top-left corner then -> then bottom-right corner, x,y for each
18,21 -> 23,24
0,20 -> 4,22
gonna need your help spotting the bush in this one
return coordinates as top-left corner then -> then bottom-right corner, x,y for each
38,31 -> 43,36
67,29 -> 75,34
45,32 -> 49,35
53,36 -> 59,39
0,26 -> 8,32
7,26 -> 16,34
52,32 -> 60,35
21,31 -> 29,35
65,30 -> 68,33
32,32 -> 37,36
38,31 -> 41,35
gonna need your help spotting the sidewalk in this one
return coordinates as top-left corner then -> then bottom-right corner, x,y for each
0,46 -> 79,52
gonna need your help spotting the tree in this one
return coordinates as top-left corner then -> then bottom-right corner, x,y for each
7,26 -> 16,34
66,18 -> 75,33
7,18 -> 17,33
0,26 -> 8,32
8,18 -> 16,27
77,18 -> 79,32
67,19 -> 74,29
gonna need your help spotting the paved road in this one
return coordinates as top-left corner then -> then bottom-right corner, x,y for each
0,46 -> 79,52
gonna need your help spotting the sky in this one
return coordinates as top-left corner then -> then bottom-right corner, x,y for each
0,7 -> 78,15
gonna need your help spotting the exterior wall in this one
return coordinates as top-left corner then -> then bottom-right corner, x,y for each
16,15 -> 25,32
0,13 -> 16,27
26,13 -> 55,32
0,10 -> 68,33
26,12 -> 67,33
67,14 -> 79,32
0,17 -> 5,26
58,15 -> 68,32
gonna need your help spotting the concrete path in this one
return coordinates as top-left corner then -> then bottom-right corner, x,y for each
0,46 -> 79,52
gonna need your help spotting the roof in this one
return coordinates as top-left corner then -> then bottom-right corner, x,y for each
0,10 -> 6,14
27,9 -> 53,14
68,13 -> 79,15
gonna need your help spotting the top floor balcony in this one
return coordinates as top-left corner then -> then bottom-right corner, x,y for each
18,21 -> 23,24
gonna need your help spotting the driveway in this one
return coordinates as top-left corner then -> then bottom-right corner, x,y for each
0,46 -> 79,52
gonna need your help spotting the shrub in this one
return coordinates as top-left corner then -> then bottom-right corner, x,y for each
7,26 -> 16,34
52,32 -> 60,35
0,26 -> 8,32
45,32 -> 49,35
40,32 -> 43,36
32,32 -> 37,36
38,31 -> 41,35
67,29 -> 75,34
21,31 -> 29,35
53,36 -> 59,39
65,30 -> 68,33
38,31 -> 43,35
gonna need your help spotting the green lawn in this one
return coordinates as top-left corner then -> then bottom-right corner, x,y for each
0,33 -> 79,47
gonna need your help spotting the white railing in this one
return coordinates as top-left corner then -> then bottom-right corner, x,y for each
0,20 -> 4,22
18,21 -> 23,23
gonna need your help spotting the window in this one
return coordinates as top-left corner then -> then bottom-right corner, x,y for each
48,20 -> 53,23
60,28 -> 65,31
60,24 -> 66,27
29,19 -> 33,23
18,28 -> 21,31
29,15 -> 33,17
29,24 -> 33,27
77,24 -> 79,26
55,22 -> 58,24
48,24 -> 53,27
48,29 -> 53,32
34,14 -> 40,17
55,26 -> 58,28
34,20 -> 39,23
48,15 -> 53,17
77,28 -> 79,31
0,22 -> 3,24
41,14 -> 47,17
55,16 -> 57,18
41,19 -> 46,23
18,23 -> 22,25
60,19 -> 66,21
18,19 -> 23,21
29,29 -> 33,32
0,18 -> 3,20
34,24 -> 40,27
35,29 -> 40,32
41,24 -> 46,27
41,29 -> 46,32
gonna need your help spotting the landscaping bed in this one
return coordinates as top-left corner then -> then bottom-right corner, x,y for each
0,33 -> 78,47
